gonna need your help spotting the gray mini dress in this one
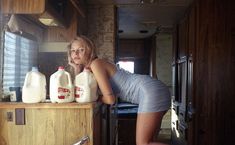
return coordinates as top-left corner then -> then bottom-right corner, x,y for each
110,68 -> 171,113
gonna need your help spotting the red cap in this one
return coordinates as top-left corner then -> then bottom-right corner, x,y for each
84,67 -> 91,72
58,66 -> 64,70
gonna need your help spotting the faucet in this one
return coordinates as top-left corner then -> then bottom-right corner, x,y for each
72,136 -> 89,145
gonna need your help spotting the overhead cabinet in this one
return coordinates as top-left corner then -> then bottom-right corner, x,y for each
0,0 -> 45,14
0,0 -> 69,28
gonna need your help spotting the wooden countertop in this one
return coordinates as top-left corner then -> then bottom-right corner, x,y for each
0,102 -> 101,109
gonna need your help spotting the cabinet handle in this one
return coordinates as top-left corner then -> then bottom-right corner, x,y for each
187,102 -> 195,122
73,136 -> 89,145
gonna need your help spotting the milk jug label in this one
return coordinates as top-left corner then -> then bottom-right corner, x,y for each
58,87 -> 70,99
75,86 -> 84,98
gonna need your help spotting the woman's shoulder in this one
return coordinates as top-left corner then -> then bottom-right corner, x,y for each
91,58 -> 115,66
90,58 -> 117,75
90,58 -> 108,70
90,58 -> 104,66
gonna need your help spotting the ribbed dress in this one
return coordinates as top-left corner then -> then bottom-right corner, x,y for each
109,68 -> 171,113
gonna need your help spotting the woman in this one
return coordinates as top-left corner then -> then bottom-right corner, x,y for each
67,36 -> 171,145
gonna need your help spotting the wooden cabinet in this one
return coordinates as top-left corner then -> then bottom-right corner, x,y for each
172,0 -> 235,145
0,0 -> 45,14
43,1 -> 82,42
43,13 -> 78,42
0,102 -> 101,145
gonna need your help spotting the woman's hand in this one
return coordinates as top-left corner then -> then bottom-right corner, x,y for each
68,56 -> 83,75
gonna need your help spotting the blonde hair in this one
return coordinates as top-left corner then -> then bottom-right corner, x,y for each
67,35 -> 97,66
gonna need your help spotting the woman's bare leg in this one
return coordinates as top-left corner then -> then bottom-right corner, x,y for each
136,111 -> 169,145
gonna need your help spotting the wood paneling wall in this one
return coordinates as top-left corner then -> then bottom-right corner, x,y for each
194,0 -> 235,144
118,39 -> 145,59
118,39 -> 151,75
178,17 -> 189,58
172,0 -> 235,145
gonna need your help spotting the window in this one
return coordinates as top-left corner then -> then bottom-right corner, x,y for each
117,61 -> 134,73
3,31 -> 38,92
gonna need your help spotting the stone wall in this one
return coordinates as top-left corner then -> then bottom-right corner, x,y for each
155,34 -> 173,133
156,34 -> 173,87
87,5 -> 116,62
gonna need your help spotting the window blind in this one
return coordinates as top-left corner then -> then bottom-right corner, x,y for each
3,31 -> 38,92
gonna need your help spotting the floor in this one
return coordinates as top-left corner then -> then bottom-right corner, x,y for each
117,119 -> 171,145
157,129 -> 172,144
115,104 -> 172,145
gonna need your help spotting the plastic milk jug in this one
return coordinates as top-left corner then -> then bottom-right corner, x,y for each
22,67 -> 46,103
50,66 -> 74,103
74,68 -> 98,103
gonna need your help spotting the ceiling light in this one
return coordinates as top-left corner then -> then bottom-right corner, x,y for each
37,2 -> 67,27
38,18 -> 59,26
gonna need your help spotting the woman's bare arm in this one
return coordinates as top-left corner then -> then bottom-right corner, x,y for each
90,59 -> 115,105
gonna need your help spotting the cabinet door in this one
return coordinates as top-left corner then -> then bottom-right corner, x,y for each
0,108 -> 95,145
171,56 -> 188,145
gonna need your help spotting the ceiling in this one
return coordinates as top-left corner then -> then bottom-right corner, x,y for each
86,0 -> 194,39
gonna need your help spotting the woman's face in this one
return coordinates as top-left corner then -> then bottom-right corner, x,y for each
70,41 -> 86,65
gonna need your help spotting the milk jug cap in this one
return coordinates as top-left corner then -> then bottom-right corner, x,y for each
58,66 -> 64,70
31,66 -> 38,72
84,67 -> 91,72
